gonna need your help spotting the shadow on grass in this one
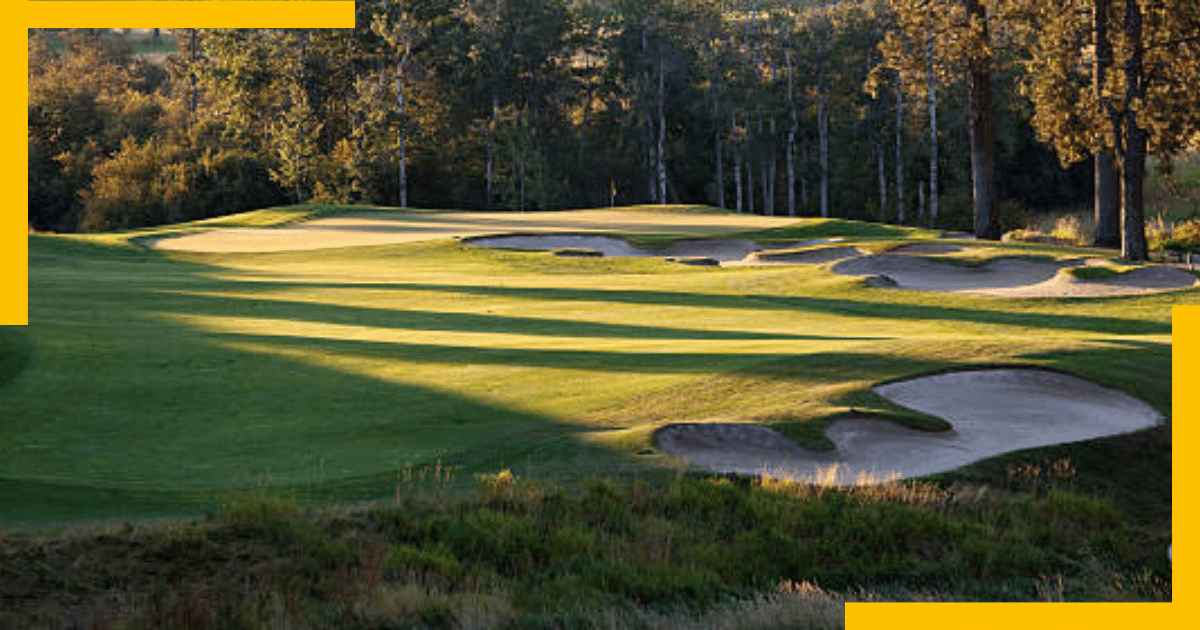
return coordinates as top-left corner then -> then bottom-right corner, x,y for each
149,290 -> 889,343
218,280 -> 1172,336
204,330 -> 938,377
0,327 -> 34,389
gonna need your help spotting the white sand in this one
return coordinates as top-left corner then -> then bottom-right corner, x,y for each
833,254 -> 1197,297
655,369 -> 1162,486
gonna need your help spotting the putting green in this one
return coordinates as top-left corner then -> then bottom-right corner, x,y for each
2,205 -> 1190,525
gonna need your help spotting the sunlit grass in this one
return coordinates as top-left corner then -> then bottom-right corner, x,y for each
3,205 -> 1190,527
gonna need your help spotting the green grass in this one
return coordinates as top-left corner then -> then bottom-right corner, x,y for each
4,205 -> 1186,525
729,217 -> 941,242
0,204 -> 1183,617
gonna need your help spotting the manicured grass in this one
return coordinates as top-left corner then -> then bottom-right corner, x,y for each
4,205 -> 1187,527
0,205 -> 1184,617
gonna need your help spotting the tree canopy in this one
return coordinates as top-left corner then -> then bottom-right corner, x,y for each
30,1 -> 1198,258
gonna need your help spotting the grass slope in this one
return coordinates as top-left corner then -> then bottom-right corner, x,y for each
0,205 -> 1185,617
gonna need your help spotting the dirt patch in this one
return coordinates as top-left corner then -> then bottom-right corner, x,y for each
655,368 -> 1161,485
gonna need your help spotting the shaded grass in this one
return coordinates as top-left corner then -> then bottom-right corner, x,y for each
0,327 -> 34,389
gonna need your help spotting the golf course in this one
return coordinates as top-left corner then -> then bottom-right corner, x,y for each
0,205 -> 1183,623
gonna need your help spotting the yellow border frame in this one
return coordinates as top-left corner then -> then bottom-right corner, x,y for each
11,3 -> 1186,627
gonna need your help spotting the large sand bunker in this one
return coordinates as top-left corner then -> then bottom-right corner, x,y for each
655,369 -> 1162,486
832,254 -> 1197,297
471,232 -> 1195,297
464,233 -> 834,263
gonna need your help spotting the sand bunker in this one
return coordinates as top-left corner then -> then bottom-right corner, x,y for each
832,254 -> 1197,297
740,246 -> 864,265
149,209 -> 802,253
466,234 -> 840,264
656,368 -> 1161,486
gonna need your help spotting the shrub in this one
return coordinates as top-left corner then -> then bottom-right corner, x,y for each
1051,215 -> 1088,246
383,543 -> 464,581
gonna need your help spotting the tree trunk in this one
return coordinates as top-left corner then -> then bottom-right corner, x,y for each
786,51 -> 797,217
733,113 -> 744,213
895,74 -> 905,224
801,137 -> 809,211
712,85 -> 725,209
1096,154 -> 1121,246
647,122 -> 658,203
657,54 -> 667,205
918,180 -> 926,224
189,29 -> 199,120
487,93 -> 497,208
1120,0 -> 1148,261
818,98 -> 829,218
1122,125 -> 1149,261
877,145 -> 887,221
758,113 -> 769,216
1093,0 -> 1120,247
965,0 -> 999,239
747,148 -> 756,215
927,22 -> 938,226
397,45 -> 410,209
767,116 -> 777,216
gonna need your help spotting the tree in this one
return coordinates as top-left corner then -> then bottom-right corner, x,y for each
371,1 -> 428,208
1019,0 -> 1200,259
882,0 -> 1001,238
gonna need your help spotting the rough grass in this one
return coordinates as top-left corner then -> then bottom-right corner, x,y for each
0,472 -> 1170,628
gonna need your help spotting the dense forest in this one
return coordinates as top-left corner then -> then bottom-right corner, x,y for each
27,1 -> 1200,258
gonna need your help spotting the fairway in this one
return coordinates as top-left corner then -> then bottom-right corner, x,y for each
2,205 -> 1191,526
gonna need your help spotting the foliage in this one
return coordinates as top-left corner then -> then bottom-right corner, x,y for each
0,473 -> 1168,629
28,4 -> 1120,233
1147,216 -> 1200,253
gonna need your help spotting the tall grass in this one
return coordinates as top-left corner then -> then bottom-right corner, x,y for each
0,468 -> 1168,629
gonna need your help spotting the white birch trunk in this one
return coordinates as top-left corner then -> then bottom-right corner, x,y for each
927,27 -> 938,226
767,116 -> 777,216
895,75 -> 905,224
487,93 -> 497,207
818,98 -> 829,219
657,53 -> 667,205
786,52 -> 797,217
877,145 -> 887,220
733,113 -> 743,213
801,138 -> 809,210
397,43 -> 410,209
712,83 -> 724,209
919,181 -> 926,224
